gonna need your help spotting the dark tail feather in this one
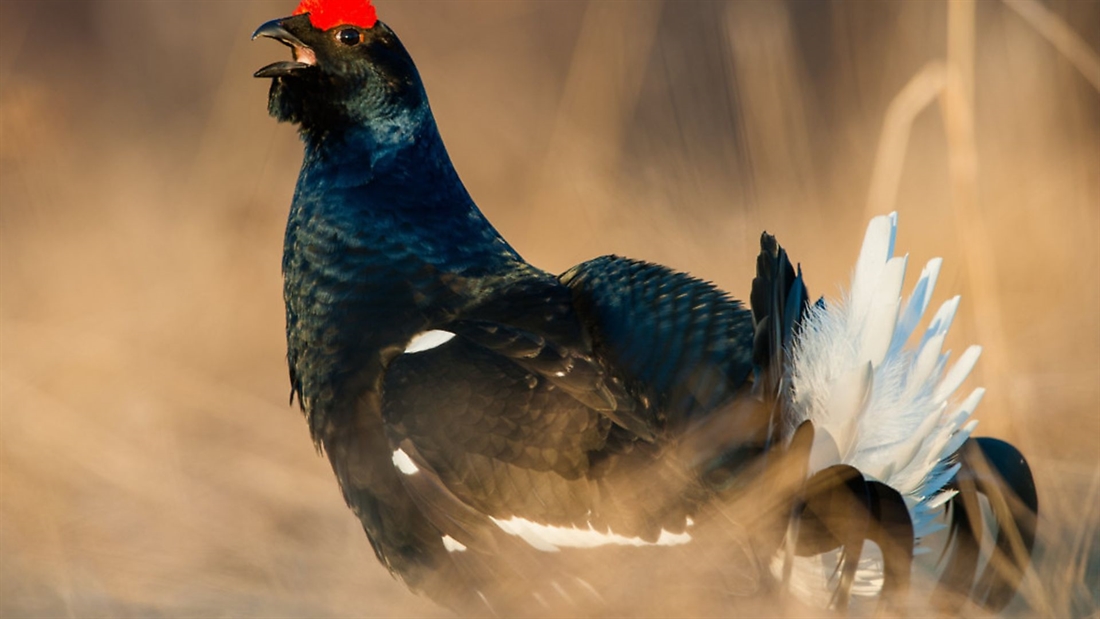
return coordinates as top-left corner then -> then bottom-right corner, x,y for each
866,481 -> 914,614
688,233 -> 813,495
750,232 -> 811,450
936,437 -> 1039,613
792,464 -> 870,610
974,438 -> 1039,608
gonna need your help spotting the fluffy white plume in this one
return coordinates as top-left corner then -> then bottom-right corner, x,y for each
776,213 -> 982,603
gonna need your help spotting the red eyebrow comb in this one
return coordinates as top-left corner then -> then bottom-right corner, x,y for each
294,0 -> 378,31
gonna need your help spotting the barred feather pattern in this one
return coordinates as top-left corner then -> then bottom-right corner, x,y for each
773,213 -> 982,605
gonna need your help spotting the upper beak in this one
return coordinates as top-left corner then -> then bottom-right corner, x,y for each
252,16 -> 317,78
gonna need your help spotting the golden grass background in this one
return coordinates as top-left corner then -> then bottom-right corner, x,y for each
1,0 -> 1097,616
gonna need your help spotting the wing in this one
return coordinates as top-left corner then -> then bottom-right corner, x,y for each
384,337 -> 607,528
380,273 -> 700,548
372,263 -> 760,612
445,270 -> 661,441
380,336 -> 706,608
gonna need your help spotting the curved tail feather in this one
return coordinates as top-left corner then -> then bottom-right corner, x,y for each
936,437 -> 1039,613
866,481 -> 914,612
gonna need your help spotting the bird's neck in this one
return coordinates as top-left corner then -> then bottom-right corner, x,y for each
293,104 -> 523,275
300,103 -> 429,179
284,107 -> 524,434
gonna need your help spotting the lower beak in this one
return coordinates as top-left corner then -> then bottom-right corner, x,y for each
252,17 -> 316,78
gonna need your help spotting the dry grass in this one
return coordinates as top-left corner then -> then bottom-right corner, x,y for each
1,0 -> 1097,617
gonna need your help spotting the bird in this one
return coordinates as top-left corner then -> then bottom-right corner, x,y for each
252,0 -> 1038,614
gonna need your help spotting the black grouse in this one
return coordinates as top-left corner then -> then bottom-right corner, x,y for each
253,1 -> 1038,615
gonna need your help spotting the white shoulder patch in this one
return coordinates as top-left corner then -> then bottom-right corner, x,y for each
404,330 -> 456,354
391,448 -> 420,475
441,535 -> 467,552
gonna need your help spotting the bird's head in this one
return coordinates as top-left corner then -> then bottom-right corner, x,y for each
253,0 -> 426,139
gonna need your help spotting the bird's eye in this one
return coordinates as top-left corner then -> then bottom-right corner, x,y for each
337,28 -> 362,46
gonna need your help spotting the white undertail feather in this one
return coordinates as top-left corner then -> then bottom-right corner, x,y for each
775,213 -> 982,605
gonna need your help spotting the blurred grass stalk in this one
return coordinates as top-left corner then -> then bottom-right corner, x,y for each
941,0 -> 1014,441
523,0 -> 662,245
1003,0 -> 1100,93
867,0 -> 1100,442
864,2 -> 1099,612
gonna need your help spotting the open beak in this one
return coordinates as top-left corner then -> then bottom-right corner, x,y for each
252,16 -> 317,78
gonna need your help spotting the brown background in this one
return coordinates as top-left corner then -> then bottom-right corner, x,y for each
1,0 -> 1097,616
